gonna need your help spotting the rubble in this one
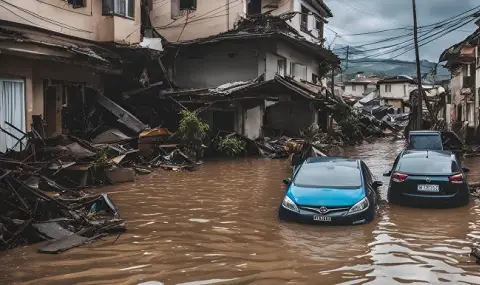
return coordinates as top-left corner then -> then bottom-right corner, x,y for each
0,110 -> 198,253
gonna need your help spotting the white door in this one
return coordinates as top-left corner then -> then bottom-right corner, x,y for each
0,79 -> 26,152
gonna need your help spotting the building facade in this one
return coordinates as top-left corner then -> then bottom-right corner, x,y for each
439,24 -> 480,140
162,11 -> 338,138
0,0 -> 146,152
149,0 -> 331,44
343,72 -> 378,98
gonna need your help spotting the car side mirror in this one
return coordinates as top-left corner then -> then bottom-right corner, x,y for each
462,167 -> 470,173
283,178 -> 292,185
383,171 -> 391,177
373,180 -> 383,187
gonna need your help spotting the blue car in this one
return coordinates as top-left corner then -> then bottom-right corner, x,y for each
385,150 -> 470,207
278,157 -> 382,225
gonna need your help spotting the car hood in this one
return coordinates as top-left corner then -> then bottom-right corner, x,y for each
288,184 -> 365,207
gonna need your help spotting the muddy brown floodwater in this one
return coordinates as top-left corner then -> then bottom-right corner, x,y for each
2,139 -> 480,285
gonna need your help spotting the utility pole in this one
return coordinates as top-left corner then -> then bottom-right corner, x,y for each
331,66 -> 335,98
411,0 -> 423,130
475,46 -> 479,134
341,45 -> 349,82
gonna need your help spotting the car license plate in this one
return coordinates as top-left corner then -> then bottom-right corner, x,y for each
313,215 -> 331,222
417,184 -> 440,192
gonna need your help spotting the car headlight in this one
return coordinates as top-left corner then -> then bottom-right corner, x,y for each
347,197 -> 369,215
282,195 -> 299,213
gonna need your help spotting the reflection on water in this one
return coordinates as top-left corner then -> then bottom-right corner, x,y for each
1,138 -> 480,285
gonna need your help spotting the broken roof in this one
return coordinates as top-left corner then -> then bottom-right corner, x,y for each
166,13 -> 339,65
0,24 -> 163,74
377,75 -> 416,84
439,27 -> 480,67
304,0 -> 334,18
161,74 -> 332,105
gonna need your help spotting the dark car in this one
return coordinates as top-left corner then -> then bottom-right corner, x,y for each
407,130 -> 443,150
384,150 -> 470,207
279,157 -> 382,225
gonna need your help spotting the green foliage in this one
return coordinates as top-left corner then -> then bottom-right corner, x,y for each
178,110 -> 209,158
95,148 -> 109,165
336,108 -> 363,142
300,123 -> 326,143
215,136 -> 246,157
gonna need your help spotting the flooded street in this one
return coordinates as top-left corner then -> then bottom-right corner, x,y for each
2,138 -> 480,285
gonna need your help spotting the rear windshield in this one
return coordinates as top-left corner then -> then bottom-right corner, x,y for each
396,157 -> 459,175
294,164 -> 362,189
409,135 -> 443,150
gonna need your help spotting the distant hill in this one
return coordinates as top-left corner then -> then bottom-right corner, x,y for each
333,49 -> 450,82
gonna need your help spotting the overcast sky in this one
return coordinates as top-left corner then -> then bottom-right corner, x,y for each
324,0 -> 479,62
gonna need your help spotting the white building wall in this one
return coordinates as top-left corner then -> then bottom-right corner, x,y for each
451,68 -> 464,105
244,105 -> 264,139
275,42 -> 319,82
344,84 -> 366,97
379,83 -> 410,100
174,44 -> 259,88
291,0 -> 325,44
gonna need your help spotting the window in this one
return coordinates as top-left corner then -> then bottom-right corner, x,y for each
315,20 -> 324,39
396,157 -> 459,175
277,58 -> 286,76
294,164 -> 362,189
247,0 -> 261,16
103,0 -> 135,18
290,62 -> 307,80
300,5 -> 309,32
171,0 -> 197,19
179,0 -> 196,10
67,0 -> 86,8
312,74 -> 318,84
384,84 -> 392,92
0,79 -> 26,152
352,85 -> 356,91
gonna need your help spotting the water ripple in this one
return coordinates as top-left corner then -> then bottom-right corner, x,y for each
1,139 -> 480,284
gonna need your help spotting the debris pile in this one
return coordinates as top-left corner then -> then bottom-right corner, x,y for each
0,121 -> 197,253
0,165 -> 125,253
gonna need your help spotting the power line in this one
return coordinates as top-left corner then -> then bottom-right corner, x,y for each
154,0 -> 241,29
338,7 -> 480,59
0,0 -> 91,33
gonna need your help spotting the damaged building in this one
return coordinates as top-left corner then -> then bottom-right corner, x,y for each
143,2 -> 339,138
439,20 -> 480,141
0,0 -> 166,152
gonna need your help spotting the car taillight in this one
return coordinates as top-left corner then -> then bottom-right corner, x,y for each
392,172 -> 408,183
449,173 -> 464,184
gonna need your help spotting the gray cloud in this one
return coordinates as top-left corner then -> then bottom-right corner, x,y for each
324,0 -> 479,62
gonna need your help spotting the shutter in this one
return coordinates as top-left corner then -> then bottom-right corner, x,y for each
171,0 -> 181,19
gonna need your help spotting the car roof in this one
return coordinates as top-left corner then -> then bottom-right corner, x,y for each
400,150 -> 455,160
409,130 -> 441,135
304,156 -> 360,168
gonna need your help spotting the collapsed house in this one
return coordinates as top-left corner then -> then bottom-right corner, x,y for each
138,12 -> 341,138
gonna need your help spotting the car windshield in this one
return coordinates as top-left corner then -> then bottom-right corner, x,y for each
396,157 -> 459,175
294,163 -> 362,189
409,134 -> 443,150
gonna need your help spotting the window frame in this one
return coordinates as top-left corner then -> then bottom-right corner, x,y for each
67,0 -> 86,8
102,0 -> 135,19
277,58 -> 286,76
179,0 -> 197,10
300,5 -> 309,32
